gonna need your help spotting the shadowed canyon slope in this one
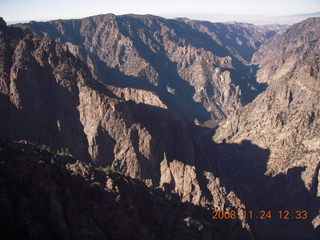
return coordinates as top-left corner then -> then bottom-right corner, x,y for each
22,14 -> 279,121
0,139 -> 251,240
215,17 -> 320,180
215,17 -> 320,238
0,16 -> 257,239
0,14 -> 319,239
0,17 -> 254,237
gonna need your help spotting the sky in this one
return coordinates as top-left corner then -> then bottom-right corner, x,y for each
0,0 -> 319,23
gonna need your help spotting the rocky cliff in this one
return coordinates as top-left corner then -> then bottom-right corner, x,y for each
1,15 -> 276,208
214,17 -> 320,239
0,16 -> 253,238
0,139 -> 251,240
0,14 -> 318,239
22,14 -> 278,121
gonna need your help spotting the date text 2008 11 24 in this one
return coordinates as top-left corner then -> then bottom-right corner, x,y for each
211,210 -> 308,220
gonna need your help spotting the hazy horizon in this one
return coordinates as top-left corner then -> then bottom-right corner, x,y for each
1,0 -> 320,25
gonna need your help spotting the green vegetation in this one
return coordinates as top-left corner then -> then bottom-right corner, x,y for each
96,165 -> 112,174
38,144 -> 72,157
39,144 -> 51,152
56,147 -> 72,157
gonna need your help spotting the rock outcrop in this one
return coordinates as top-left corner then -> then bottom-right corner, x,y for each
0,17 -> 248,231
23,14 -> 279,121
214,17 -> 320,239
215,17 -> 320,178
0,139 -> 251,240
1,14 -> 318,239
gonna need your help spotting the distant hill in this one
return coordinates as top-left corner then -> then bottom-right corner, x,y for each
292,12 -> 320,17
161,12 -> 320,25
6,11 -> 320,26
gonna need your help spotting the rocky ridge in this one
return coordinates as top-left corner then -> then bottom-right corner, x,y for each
23,14 -> 278,121
214,17 -> 320,238
214,17 -> 320,178
0,139 -> 250,240
0,17 -> 252,236
1,14 -> 319,239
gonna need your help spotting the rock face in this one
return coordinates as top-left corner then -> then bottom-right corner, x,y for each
0,139 -> 251,240
23,14 -> 277,121
1,14 -> 318,239
0,16 -> 249,234
110,86 -> 167,109
214,17 -> 320,239
252,18 -> 320,84
0,21 -> 92,162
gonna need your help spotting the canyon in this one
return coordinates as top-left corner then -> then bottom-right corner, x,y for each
0,14 -> 319,239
